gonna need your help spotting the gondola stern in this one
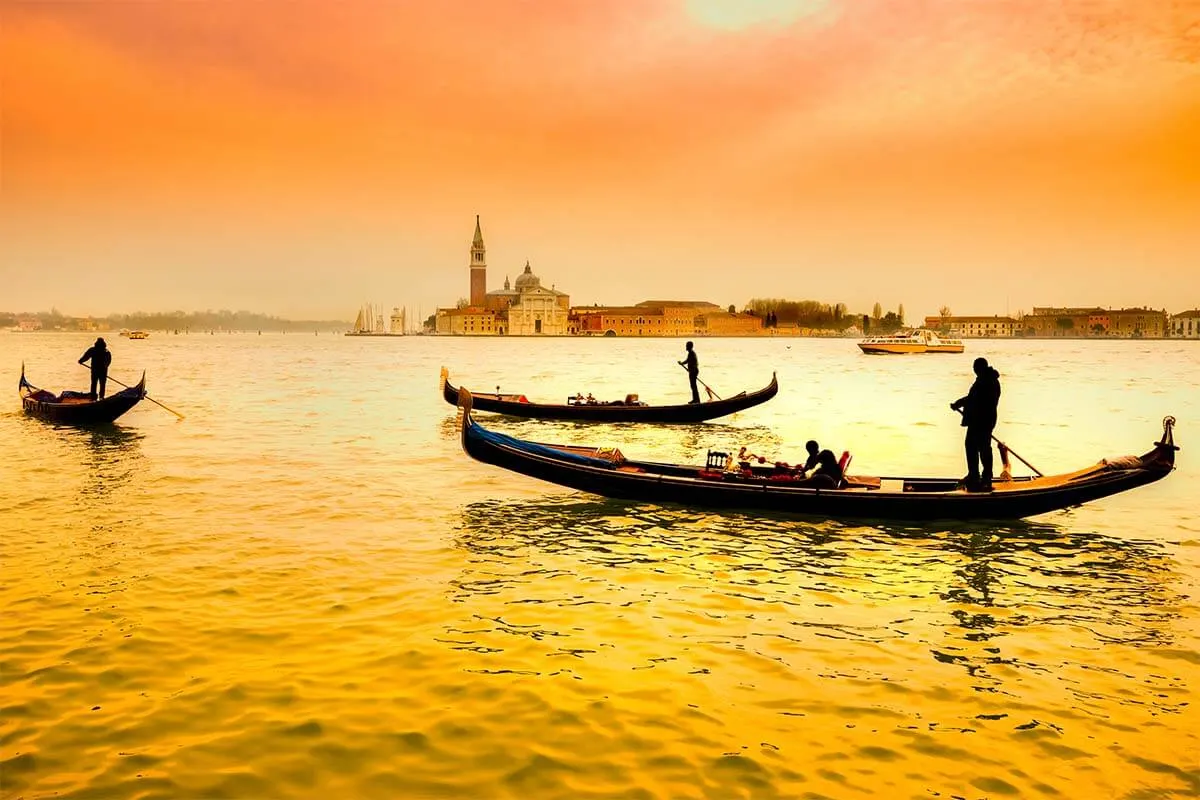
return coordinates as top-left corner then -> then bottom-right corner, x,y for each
441,367 -> 460,406
1157,415 -> 1178,450
457,386 -> 476,457
1150,415 -> 1179,470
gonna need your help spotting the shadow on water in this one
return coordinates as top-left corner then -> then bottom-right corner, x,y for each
438,411 -> 782,450
450,496 -> 1185,679
63,423 -> 146,503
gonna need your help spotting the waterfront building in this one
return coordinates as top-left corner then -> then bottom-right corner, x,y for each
1109,308 -> 1168,338
505,264 -> 570,335
1026,307 -> 1169,338
1025,307 -> 1098,337
923,315 -> 1016,338
1170,310 -> 1200,339
436,306 -> 500,335
697,309 -> 765,336
469,216 -> 487,307
570,301 -> 762,336
435,218 -> 571,335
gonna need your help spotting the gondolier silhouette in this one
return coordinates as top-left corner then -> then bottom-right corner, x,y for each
950,356 -> 1002,491
678,341 -> 700,404
78,337 -> 113,399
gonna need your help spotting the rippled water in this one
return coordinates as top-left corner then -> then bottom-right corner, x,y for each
2,333 -> 1197,799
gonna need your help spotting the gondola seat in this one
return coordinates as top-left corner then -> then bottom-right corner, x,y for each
837,452 -> 852,488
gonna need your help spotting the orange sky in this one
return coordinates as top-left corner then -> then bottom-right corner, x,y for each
2,0 -> 1198,320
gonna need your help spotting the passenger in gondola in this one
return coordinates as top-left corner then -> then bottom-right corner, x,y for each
800,440 -> 821,474
737,446 -> 766,471
803,448 -> 844,488
950,356 -> 1002,492
678,341 -> 700,404
78,337 -> 113,399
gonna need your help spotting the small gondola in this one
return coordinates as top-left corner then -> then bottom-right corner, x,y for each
440,367 -> 778,423
456,387 -> 1177,521
19,366 -> 146,426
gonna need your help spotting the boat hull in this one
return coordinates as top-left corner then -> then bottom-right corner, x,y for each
441,368 -> 778,423
20,372 -> 146,426
458,390 -> 1176,522
858,328 -> 964,354
858,343 -> 964,354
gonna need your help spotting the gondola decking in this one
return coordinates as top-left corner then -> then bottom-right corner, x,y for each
457,388 -> 1177,521
19,366 -> 146,426
441,367 -> 778,423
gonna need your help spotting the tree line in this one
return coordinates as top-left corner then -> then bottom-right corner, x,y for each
1,308 -> 350,332
745,299 -> 905,332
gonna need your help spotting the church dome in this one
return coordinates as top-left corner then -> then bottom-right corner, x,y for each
514,260 -> 540,291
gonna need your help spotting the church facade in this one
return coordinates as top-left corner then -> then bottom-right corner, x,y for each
436,217 -> 570,335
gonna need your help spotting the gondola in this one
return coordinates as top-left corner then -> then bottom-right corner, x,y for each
440,367 -> 778,423
456,387 -> 1177,521
19,365 -> 146,426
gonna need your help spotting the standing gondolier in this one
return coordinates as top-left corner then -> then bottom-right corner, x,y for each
951,356 -> 1002,491
678,341 -> 700,404
79,337 -> 113,399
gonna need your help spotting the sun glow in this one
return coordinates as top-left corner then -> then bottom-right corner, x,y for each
684,0 -> 835,30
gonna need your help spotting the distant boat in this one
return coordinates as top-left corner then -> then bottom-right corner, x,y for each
127,330 -> 149,340
20,365 -> 146,425
858,328 -> 963,354
345,303 -> 407,336
441,367 -> 779,423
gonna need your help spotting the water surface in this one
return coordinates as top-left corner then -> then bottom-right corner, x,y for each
2,334 -> 1197,798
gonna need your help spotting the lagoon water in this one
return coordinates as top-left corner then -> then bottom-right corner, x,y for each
1,333 -> 1197,799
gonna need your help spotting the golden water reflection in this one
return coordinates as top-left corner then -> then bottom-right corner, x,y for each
452,497 -> 1188,731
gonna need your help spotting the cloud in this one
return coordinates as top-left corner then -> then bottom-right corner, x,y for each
2,0 -> 1197,315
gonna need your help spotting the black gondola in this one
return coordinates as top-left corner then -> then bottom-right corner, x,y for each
19,366 -> 146,426
456,387 -> 1177,521
440,367 -> 778,423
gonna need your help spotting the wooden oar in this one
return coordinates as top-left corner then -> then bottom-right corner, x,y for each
993,435 -> 1042,477
679,363 -> 721,400
83,366 -> 185,420
954,408 -> 1041,477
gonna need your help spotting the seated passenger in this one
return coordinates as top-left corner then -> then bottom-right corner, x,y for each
800,449 -> 843,488
737,446 -> 768,470
573,392 -> 585,405
586,393 -> 596,405
798,440 -> 821,475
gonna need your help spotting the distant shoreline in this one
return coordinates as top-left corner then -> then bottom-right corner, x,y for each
5,329 -> 1196,341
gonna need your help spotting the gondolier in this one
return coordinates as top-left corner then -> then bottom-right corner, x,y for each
951,357 -> 1002,491
679,341 -> 700,404
78,337 -> 113,399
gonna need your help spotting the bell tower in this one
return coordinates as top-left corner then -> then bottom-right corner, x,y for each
469,215 -> 486,307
